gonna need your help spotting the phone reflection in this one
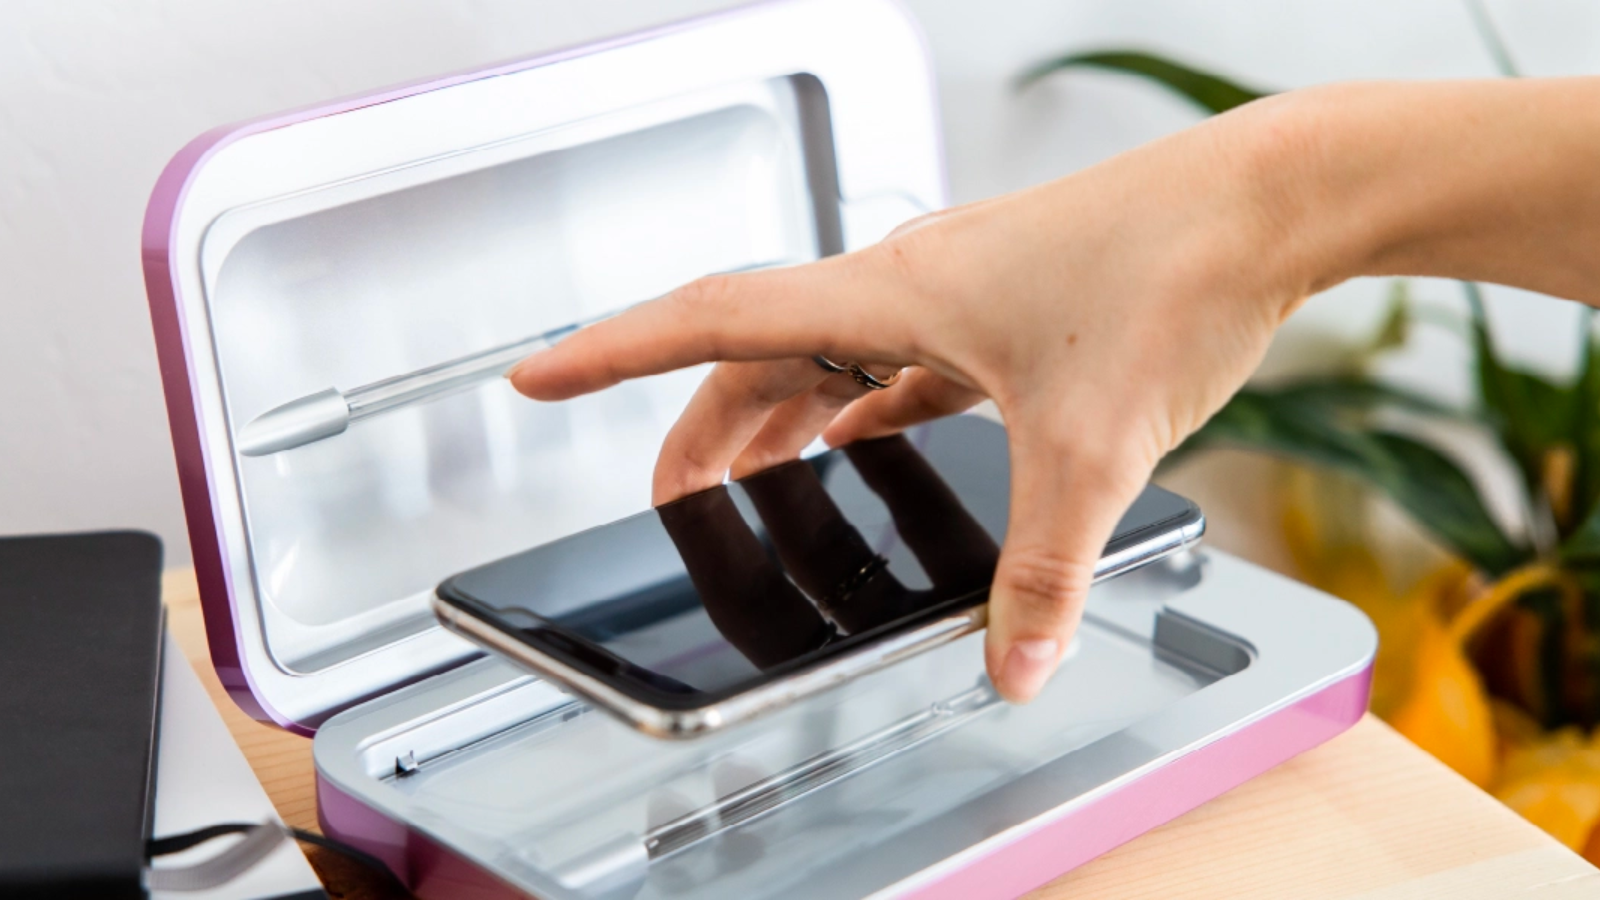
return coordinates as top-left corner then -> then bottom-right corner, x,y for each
657,434 -> 1000,672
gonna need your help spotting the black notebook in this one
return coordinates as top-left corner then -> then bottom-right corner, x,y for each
0,531 -> 164,899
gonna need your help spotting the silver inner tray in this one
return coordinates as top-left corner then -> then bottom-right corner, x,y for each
314,553 -> 1344,900
204,76 -> 842,676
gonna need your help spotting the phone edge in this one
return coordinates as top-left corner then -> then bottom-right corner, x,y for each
431,503 -> 1205,740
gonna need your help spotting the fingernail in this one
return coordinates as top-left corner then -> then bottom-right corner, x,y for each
505,356 -> 536,382
1000,639 -> 1060,702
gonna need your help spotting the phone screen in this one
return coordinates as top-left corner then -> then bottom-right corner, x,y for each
438,416 -> 1197,707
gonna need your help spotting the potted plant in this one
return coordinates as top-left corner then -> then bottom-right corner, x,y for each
1017,5 -> 1600,860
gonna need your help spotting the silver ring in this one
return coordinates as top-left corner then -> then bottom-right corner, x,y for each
846,364 -> 901,390
812,355 -> 902,390
812,354 -> 850,374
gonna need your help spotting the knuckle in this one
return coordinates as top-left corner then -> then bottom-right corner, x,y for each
878,236 -> 919,281
671,274 -> 737,318
666,440 -> 729,487
735,360 -> 815,406
999,548 -> 1091,619
870,228 -> 938,295
858,235 -> 947,356
883,209 -> 941,240
663,276 -> 742,362
747,381 -> 794,406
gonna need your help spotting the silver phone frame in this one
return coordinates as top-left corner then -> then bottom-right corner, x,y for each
431,501 -> 1205,739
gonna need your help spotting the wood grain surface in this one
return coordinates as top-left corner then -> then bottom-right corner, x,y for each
163,569 -> 1600,899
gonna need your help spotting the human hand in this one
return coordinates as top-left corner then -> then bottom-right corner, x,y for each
509,93 -> 1334,702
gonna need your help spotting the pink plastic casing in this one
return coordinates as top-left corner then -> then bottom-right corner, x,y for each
314,665 -> 1371,899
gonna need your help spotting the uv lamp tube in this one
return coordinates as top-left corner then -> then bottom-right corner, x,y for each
234,316 -> 600,457
235,259 -> 798,458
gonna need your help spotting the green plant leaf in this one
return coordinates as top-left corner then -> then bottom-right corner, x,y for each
1157,379 -> 1377,473
1561,510 -> 1600,563
1463,281 -> 1575,493
1568,311 -> 1600,544
1186,387 -> 1525,574
1366,431 -> 1526,576
1160,375 -> 1461,473
1465,0 -> 1522,78
1272,376 -> 1461,421
1362,279 -> 1413,361
1562,336 -> 1600,558
1015,51 -> 1271,114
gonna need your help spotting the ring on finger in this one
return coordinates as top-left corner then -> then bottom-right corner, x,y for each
812,354 -> 850,374
812,354 -> 902,391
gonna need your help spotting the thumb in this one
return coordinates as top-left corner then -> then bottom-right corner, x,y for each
985,417 -> 1151,703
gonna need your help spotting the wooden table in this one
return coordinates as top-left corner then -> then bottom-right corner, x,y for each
164,569 -> 1600,899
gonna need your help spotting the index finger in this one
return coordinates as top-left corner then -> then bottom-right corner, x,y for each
507,252 -> 912,401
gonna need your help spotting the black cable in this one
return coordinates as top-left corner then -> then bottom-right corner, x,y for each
286,826 -> 411,895
147,822 -> 255,857
148,821 -> 412,896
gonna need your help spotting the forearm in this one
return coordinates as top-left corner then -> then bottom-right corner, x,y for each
1257,78 -> 1600,306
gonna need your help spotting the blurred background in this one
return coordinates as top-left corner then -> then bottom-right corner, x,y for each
4,0 -> 1599,860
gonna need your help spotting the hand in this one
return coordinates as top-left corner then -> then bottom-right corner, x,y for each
510,77 -> 1600,701
508,94 -> 1327,702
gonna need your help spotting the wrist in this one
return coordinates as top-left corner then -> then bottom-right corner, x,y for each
1236,78 -> 1600,308
1220,84 -> 1393,311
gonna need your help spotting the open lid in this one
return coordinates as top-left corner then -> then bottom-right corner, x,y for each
142,0 -> 945,733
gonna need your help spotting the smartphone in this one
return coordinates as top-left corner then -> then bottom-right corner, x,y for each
433,415 -> 1204,738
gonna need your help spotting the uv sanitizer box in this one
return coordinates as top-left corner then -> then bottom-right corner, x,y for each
143,2 -> 1376,897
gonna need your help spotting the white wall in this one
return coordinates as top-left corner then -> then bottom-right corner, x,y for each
0,0 -> 742,563
2,0 -> 1595,564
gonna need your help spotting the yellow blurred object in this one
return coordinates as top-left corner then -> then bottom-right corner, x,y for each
1375,562 -> 1474,718
1390,614 -> 1500,787
1274,463 -> 1600,852
1490,698 -> 1545,755
1542,445 -> 1576,531
1390,564 -> 1570,789
1494,728 -> 1600,856
1279,467 -> 1433,717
